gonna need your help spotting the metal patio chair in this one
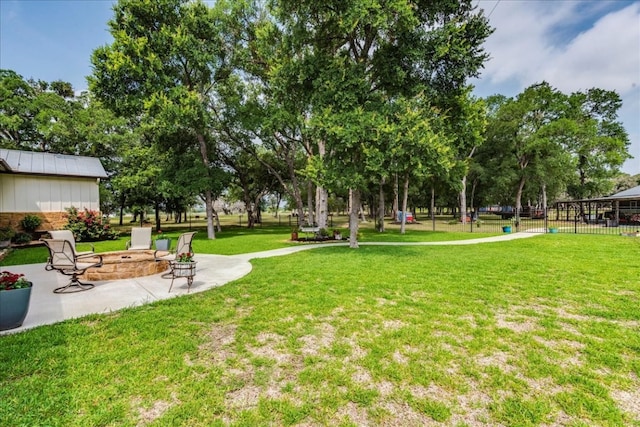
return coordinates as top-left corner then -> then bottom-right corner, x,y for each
126,227 -> 152,250
42,238 -> 103,293
154,231 -> 197,290
48,229 -> 94,256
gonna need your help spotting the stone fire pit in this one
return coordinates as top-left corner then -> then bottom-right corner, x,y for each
80,250 -> 169,281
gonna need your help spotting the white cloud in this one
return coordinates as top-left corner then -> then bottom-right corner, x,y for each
540,3 -> 640,95
479,0 -> 576,85
474,1 -> 640,174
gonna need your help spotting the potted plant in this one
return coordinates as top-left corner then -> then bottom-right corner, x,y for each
176,252 -> 193,262
172,252 -> 196,277
0,227 -> 15,249
155,230 -> 171,251
291,228 -> 299,241
0,270 -> 33,331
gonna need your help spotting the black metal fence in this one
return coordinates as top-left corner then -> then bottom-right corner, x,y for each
545,205 -> 640,236
412,206 -> 640,236
278,206 -> 639,236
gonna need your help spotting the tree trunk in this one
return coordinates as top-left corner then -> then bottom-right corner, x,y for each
459,175 -> 467,225
306,180 -> 315,226
578,159 -> 587,217
515,175 -> 526,228
378,177 -> 385,232
541,182 -> 548,228
370,193 -> 377,219
316,186 -> 328,229
461,146 -> 477,225
196,132 -> 215,239
155,202 -> 161,232
400,173 -> 409,234
274,193 -> 281,217
360,203 -> 367,222
315,139 -> 328,229
254,192 -> 265,225
243,193 -> 255,229
204,189 -> 215,236
349,188 -> 360,248
291,180 -> 305,227
212,206 -> 222,232
119,203 -> 124,226
431,185 -> 436,231
470,178 -> 478,215
392,173 -> 399,221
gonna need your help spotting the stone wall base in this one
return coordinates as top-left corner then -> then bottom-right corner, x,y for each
0,212 -> 69,232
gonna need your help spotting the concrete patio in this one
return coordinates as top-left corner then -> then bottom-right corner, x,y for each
1,253 -> 253,334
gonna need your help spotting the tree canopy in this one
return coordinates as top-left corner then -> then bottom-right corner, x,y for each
1,0 -> 634,241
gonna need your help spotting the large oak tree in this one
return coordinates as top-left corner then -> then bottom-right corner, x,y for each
90,0 -> 239,239
269,0 -> 493,247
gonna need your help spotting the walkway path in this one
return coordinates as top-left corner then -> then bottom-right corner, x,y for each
1,231 -> 540,334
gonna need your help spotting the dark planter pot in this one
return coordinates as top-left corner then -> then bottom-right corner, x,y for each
0,284 -> 32,331
155,238 -> 171,251
291,232 -> 299,241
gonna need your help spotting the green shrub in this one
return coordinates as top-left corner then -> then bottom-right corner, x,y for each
12,232 -> 32,244
19,214 -> 42,232
0,227 -> 16,241
65,207 -> 119,242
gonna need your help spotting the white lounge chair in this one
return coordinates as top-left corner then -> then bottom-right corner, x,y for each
48,230 -> 94,256
126,227 -> 152,250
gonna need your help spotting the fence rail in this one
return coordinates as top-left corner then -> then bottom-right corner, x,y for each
411,207 -> 640,236
270,208 -> 639,236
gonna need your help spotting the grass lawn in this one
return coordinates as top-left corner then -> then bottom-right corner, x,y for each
1,232 -> 639,426
0,220 -> 498,265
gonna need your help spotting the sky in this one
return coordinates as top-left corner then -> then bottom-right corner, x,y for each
1,0 -> 639,175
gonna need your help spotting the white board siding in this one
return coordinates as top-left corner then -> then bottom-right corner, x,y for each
0,175 -> 99,213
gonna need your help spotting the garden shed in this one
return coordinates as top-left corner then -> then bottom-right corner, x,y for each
555,184 -> 640,226
602,184 -> 640,225
0,149 -> 107,231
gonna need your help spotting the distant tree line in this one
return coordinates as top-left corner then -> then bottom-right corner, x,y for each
0,0 -> 634,247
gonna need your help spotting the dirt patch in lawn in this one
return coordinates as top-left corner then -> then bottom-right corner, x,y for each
610,373 -> 640,422
188,298 -> 638,426
133,393 -> 179,427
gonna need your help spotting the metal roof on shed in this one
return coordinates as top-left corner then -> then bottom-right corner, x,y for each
559,184 -> 640,203
603,185 -> 640,201
0,149 -> 107,178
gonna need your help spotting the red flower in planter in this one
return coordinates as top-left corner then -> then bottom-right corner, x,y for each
177,252 -> 193,262
0,271 -> 31,291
